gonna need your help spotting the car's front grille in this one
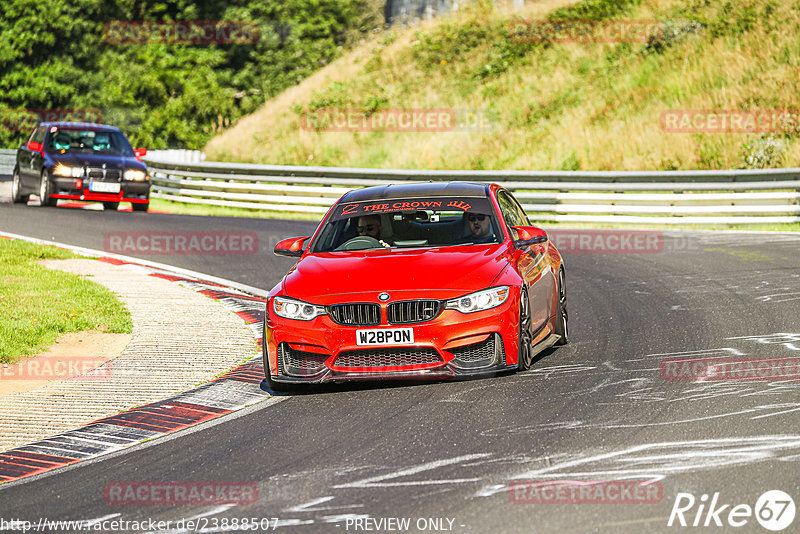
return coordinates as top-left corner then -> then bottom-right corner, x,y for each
278,343 -> 329,377
335,348 -> 442,369
329,303 -> 381,326
88,168 -> 120,182
387,300 -> 442,324
449,334 -> 504,369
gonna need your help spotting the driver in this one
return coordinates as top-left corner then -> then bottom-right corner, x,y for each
357,215 -> 382,239
464,212 -> 494,243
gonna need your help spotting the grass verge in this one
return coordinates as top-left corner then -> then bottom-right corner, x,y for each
149,198 -> 323,221
0,239 -> 132,364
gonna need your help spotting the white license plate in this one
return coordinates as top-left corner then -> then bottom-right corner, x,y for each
89,182 -> 120,193
356,328 -> 414,346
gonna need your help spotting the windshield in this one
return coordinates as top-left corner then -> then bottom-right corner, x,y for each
312,198 -> 502,252
44,128 -> 135,156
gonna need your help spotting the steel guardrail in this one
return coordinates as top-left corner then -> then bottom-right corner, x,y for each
143,157 -> 800,224
0,149 -> 16,175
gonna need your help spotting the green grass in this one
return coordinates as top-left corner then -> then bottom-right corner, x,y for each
149,198 -> 323,221
0,239 -> 132,364
206,0 -> 800,171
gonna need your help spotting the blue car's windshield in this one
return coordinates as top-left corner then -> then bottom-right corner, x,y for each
44,129 -> 134,157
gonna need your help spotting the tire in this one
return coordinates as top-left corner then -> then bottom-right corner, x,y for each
102,201 -> 120,211
132,202 -> 149,212
11,167 -> 27,204
555,268 -> 569,345
38,171 -> 57,207
517,286 -> 534,370
262,321 -> 301,393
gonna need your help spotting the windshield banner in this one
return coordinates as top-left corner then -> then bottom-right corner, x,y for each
332,197 -> 493,221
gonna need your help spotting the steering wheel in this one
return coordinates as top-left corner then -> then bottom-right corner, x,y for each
335,235 -> 382,251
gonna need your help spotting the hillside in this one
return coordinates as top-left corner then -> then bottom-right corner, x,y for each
205,0 -> 800,170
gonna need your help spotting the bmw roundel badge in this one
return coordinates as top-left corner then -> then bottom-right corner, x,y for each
378,292 -> 391,302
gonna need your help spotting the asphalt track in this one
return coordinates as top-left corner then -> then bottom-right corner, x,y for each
2,196 -> 800,533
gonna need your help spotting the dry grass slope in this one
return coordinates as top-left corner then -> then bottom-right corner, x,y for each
205,0 -> 800,171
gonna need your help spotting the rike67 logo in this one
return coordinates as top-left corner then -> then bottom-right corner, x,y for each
668,490 -> 795,531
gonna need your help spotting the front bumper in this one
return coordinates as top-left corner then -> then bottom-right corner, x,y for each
50,177 -> 150,204
264,294 -> 522,384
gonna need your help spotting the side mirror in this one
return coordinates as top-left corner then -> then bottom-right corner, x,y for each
27,141 -> 42,153
275,236 -> 310,257
511,226 -> 548,249
134,148 -> 147,161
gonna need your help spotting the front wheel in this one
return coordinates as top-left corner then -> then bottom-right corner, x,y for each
555,268 -> 569,345
38,171 -> 56,207
102,201 -> 120,211
517,287 -> 534,370
262,321 -> 302,393
11,167 -> 27,204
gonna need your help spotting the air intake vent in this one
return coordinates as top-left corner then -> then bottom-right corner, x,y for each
387,300 -> 442,324
329,303 -> 381,326
335,348 -> 442,369
278,343 -> 328,377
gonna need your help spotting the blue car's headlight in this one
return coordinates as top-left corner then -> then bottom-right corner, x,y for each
445,286 -> 509,313
273,296 -> 327,321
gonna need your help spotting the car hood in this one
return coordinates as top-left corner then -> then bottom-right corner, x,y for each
48,152 -> 145,171
282,245 -> 510,304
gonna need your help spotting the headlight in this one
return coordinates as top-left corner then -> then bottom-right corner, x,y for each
124,169 -> 147,181
52,164 -> 83,178
445,286 -> 509,313
273,297 -> 327,321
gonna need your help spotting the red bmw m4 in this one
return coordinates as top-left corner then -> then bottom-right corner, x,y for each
263,182 -> 568,390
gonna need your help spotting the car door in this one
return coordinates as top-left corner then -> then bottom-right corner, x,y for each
496,189 -> 555,332
19,126 -> 45,187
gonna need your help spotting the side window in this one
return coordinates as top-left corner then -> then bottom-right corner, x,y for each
497,190 -> 528,228
28,127 -> 44,144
